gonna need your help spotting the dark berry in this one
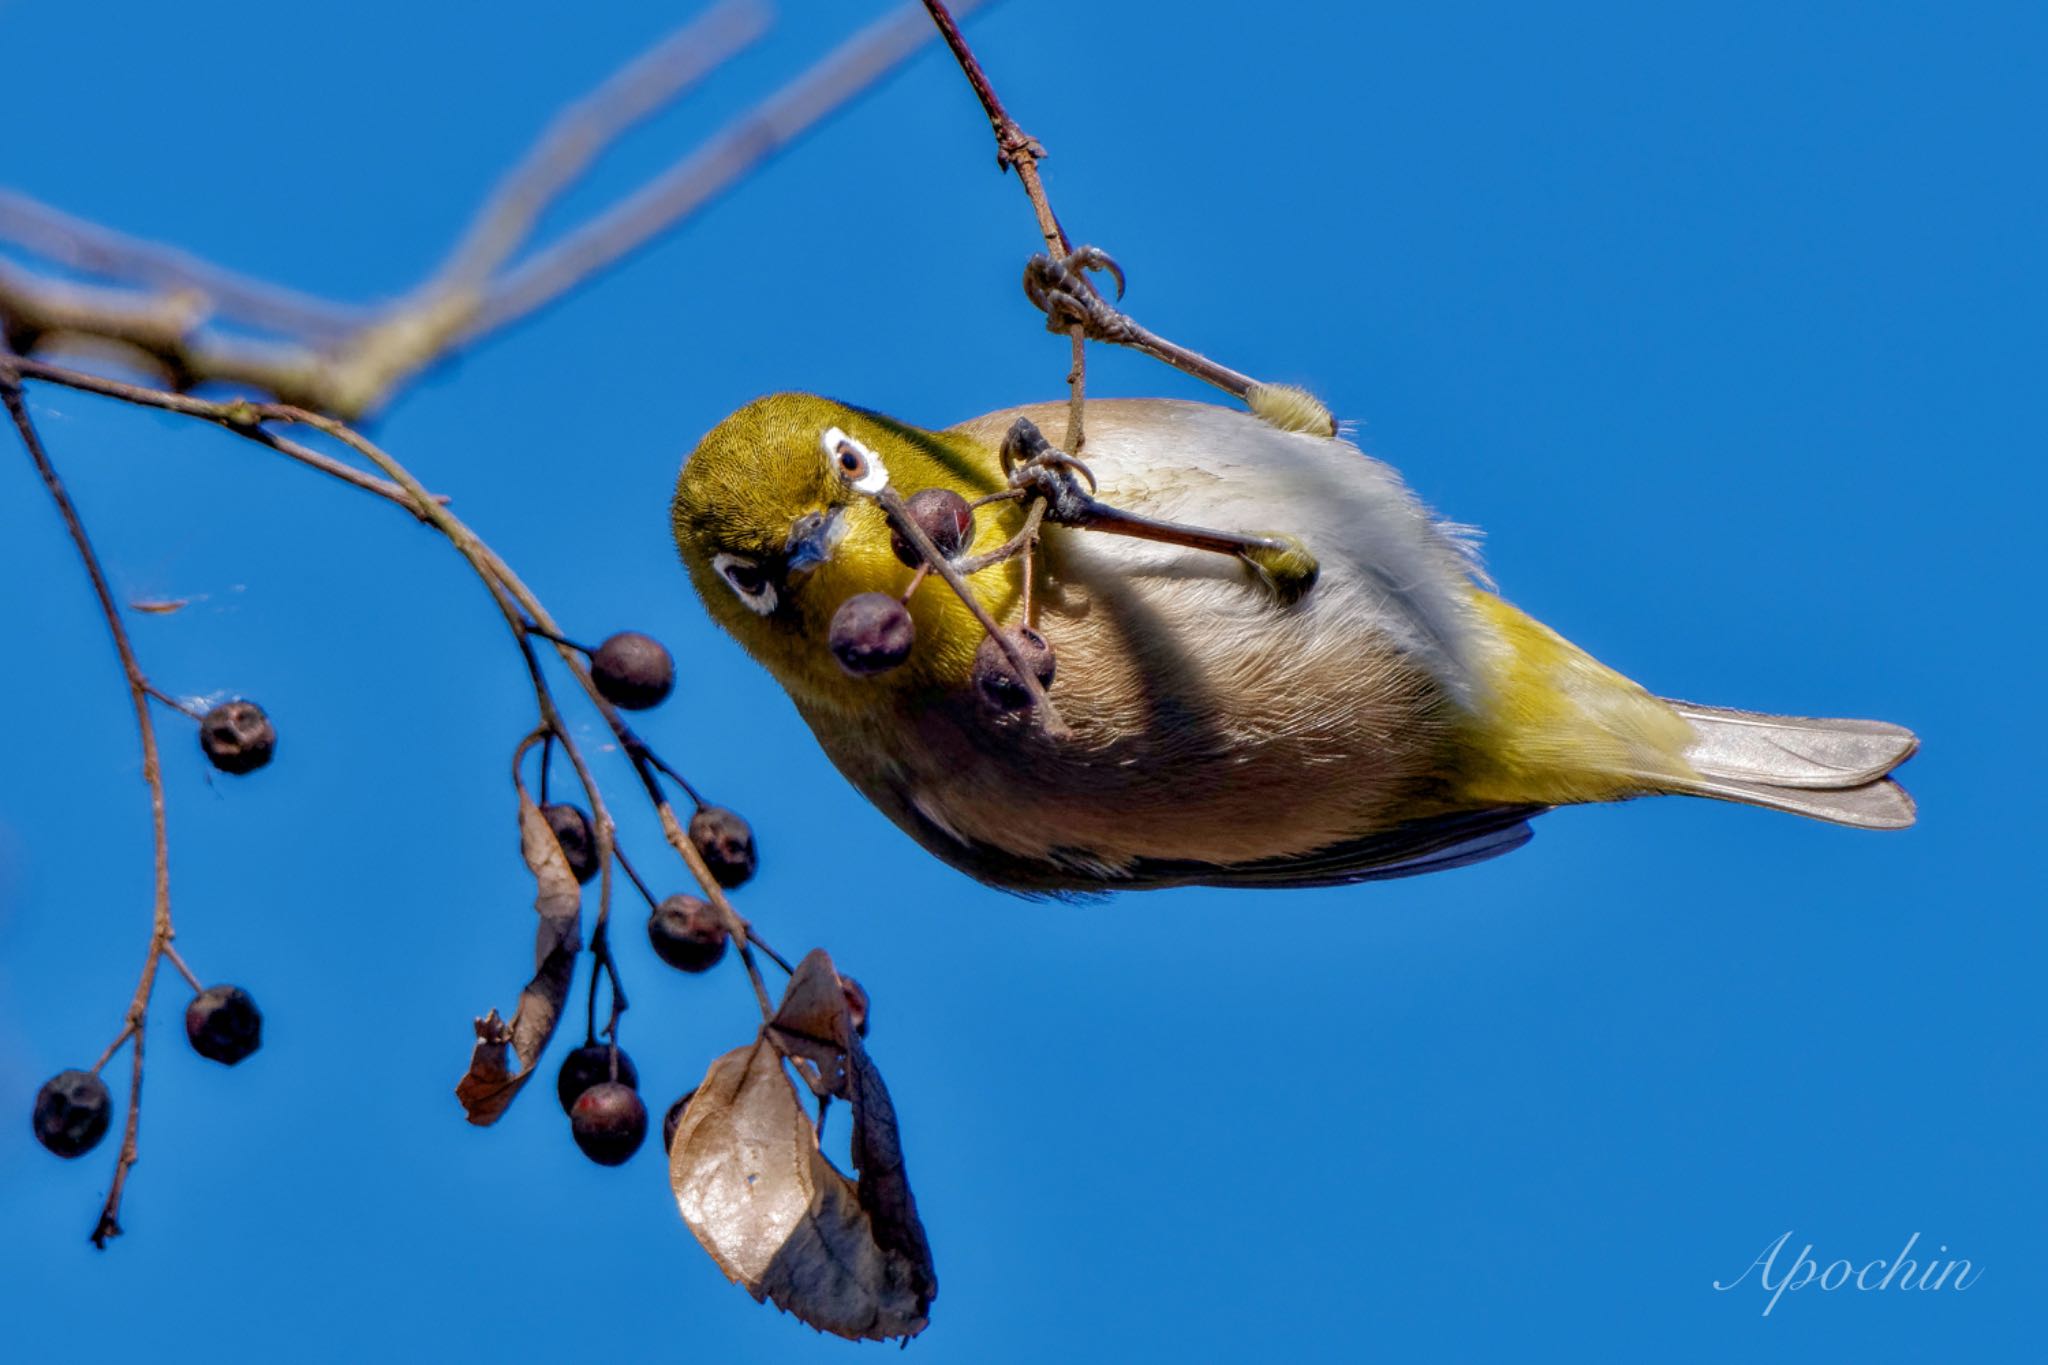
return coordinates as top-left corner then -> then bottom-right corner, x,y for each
647,894 -> 728,973
663,1090 -> 697,1152
185,984 -> 262,1065
689,806 -> 756,889
32,1069 -> 112,1159
542,803 -> 599,883
890,488 -> 975,566
972,627 -> 1056,711
828,592 -> 915,677
199,699 -> 274,774
840,974 -> 870,1038
570,1081 -> 647,1166
556,1043 -> 639,1114
590,631 -> 675,710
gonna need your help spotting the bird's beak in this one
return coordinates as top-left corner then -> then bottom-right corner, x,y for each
783,505 -> 844,575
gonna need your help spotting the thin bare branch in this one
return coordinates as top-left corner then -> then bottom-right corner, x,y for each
2,357 -> 173,1248
0,188 -> 366,337
431,0 -> 773,291
919,0 -> 1090,451
3,354 -> 442,512
0,3 -> 963,419
475,0 -> 991,336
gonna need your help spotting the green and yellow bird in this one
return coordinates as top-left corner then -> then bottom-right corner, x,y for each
672,392 -> 1916,893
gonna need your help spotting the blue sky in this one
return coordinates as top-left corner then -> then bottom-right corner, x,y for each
1,1 -> 2041,1360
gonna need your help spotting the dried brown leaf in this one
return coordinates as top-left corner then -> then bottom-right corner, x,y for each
672,952 -> 935,1341
454,795 -> 583,1125
766,948 -> 857,1098
671,1039 -> 816,1285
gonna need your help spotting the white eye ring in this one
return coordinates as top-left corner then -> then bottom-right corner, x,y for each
821,426 -> 889,495
712,552 -> 777,615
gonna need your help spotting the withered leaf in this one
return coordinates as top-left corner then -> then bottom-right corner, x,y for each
766,948 -> 857,1099
671,1039 -> 816,1286
672,952 -> 935,1341
454,795 -> 583,1125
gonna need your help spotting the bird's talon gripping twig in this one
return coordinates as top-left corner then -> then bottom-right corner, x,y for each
1023,248 -> 1133,341
1000,416 -> 1098,523
991,417 -> 1321,602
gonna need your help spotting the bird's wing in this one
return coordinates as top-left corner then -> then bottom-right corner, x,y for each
1117,804 -> 1545,891
890,791 -> 1545,897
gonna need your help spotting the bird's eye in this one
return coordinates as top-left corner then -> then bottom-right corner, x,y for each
820,426 -> 889,495
712,552 -> 777,616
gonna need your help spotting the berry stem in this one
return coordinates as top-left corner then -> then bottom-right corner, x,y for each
627,734 -> 708,811
162,942 -> 203,993
3,361 -> 175,1249
89,1022 -> 137,1076
610,845 -> 663,912
521,621 -> 593,655
142,683 -> 205,720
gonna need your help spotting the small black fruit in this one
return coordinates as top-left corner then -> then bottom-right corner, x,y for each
829,593 -> 915,677
32,1069 -> 112,1158
556,1043 -> 639,1114
186,984 -> 263,1065
689,806 -> 756,888
542,803 -> 599,883
663,1089 -> 697,1152
570,1082 -> 647,1166
590,631 -> 675,710
647,894 -> 727,973
199,700 -> 275,774
972,627 -> 1057,711
890,487 -> 975,566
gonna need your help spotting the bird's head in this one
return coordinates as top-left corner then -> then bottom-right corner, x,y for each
672,393 -> 1022,713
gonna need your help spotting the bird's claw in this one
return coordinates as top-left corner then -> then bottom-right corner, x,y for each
1000,417 -> 1097,523
1023,247 -> 1131,340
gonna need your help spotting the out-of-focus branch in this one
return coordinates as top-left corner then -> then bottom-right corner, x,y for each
0,1 -> 973,419
472,0 -> 990,337
429,0 -> 773,292
0,189 -> 368,338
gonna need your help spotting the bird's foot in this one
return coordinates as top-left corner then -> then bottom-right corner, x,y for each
999,417 -> 1098,524
993,418 -> 1321,603
1023,247 -> 1133,342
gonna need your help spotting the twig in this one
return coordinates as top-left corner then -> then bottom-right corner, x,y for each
1,354 -> 440,511
428,0 -> 772,292
0,2 -> 949,418
920,0 -> 1090,452
161,943 -> 203,993
474,0 -> 989,337
0,188 -> 367,338
2,357 -> 173,1249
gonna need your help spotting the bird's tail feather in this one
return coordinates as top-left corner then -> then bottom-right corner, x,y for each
1658,701 -> 1919,829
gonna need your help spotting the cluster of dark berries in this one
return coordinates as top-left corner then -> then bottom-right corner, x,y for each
32,981 -> 261,1160
828,488 -> 977,679
556,1043 -> 646,1166
827,488 -> 1060,711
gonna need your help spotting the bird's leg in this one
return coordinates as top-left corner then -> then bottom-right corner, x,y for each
1022,247 -> 1133,345
988,416 -> 1321,601
1022,248 -> 1338,439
